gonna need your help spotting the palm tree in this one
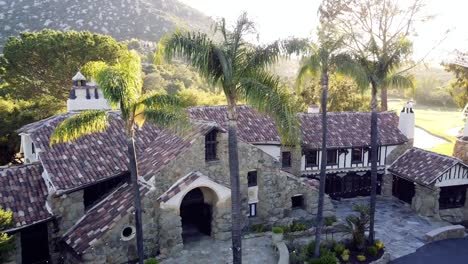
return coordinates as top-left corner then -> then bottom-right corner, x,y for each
50,51 -> 188,264
162,13 -> 299,264
290,23 -> 367,257
356,40 -> 414,243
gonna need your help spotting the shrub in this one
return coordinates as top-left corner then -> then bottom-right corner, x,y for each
308,254 -> 337,264
375,240 -> 384,250
280,224 -> 291,233
357,255 -> 366,262
144,258 -> 158,264
324,216 -> 337,226
272,226 -> 284,234
333,244 -> 346,255
342,249 -> 350,256
341,254 -> 350,261
290,222 -> 307,232
251,224 -> 265,233
336,204 -> 370,250
367,245 -> 378,257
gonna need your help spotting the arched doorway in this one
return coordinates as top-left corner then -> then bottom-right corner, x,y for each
180,188 -> 213,242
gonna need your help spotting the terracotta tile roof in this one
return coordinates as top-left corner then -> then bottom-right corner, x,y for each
62,182 -> 149,254
0,163 -> 52,230
188,105 -> 407,147
157,171 -> 202,203
388,148 -> 466,186
18,112 -> 214,192
188,105 -> 281,143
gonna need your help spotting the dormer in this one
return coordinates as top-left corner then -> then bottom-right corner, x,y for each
67,71 -> 113,112
19,134 -> 38,164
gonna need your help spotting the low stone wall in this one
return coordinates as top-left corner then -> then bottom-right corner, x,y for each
425,225 -> 466,242
370,252 -> 390,264
274,241 -> 289,264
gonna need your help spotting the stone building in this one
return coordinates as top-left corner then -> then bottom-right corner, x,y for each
389,147 -> 468,223
0,74 -> 333,263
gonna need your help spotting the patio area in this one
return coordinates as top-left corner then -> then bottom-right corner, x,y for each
160,235 -> 277,264
335,196 -> 450,260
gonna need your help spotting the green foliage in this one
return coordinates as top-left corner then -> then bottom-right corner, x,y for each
337,204 -> 370,251
341,253 -> 349,261
324,216 -> 337,227
250,224 -> 266,233
308,254 -> 337,264
333,244 -> 345,255
0,29 -> 125,101
176,88 -> 226,107
357,255 -> 366,262
0,209 -> 14,261
144,258 -> 159,264
342,249 -> 350,256
375,240 -> 384,250
272,226 -> 284,234
367,245 -> 378,257
444,61 -> 468,108
290,222 -> 307,232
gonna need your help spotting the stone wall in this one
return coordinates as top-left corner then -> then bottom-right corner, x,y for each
453,139 -> 468,164
381,174 -> 393,197
411,184 -> 440,218
439,188 -> 468,223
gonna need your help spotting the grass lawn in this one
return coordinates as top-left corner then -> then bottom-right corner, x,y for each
388,99 -> 465,155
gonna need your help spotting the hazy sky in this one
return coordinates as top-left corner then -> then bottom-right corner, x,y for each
180,0 -> 468,64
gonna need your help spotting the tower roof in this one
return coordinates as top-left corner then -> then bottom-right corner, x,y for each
72,71 -> 86,81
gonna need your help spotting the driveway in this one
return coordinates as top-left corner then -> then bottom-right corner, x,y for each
391,237 -> 468,264
335,196 -> 449,260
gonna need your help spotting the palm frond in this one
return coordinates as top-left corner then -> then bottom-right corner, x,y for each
381,73 -> 414,90
239,71 -> 300,145
163,30 -> 223,86
50,110 -> 109,146
244,41 -> 281,70
333,53 -> 369,91
140,92 -> 190,134
296,53 -> 321,92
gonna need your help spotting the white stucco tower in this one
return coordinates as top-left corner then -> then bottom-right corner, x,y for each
66,71 -> 113,112
398,100 -> 415,140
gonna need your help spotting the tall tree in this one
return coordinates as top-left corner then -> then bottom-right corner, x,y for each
50,51 -> 188,264
0,29 -> 125,101
286,1 -> 367,257
335,0 -> 416,243
162,13 -> 299,264
444,51 -> 468,109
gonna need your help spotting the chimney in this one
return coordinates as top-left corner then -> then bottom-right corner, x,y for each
307,105 -> 320,114
398,100 -> 415,140
463,117 -> 468,138
67,71 -> 114,112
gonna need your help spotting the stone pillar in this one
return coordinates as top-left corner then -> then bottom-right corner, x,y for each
212,199 -> 232,241
382,173 -> 393,197
158,208 -> 183,257
453,138 -> 468,164
411,184 -> 440,218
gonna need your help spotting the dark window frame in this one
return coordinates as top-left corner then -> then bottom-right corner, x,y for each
305,150 -> 318,167
31,143 -> 35,154
282,151 -> 292,168
248,171 -> 258,187
83,174 -> 129,210
439,185 -> 467,209
326,149 -> 338,165
205,130 -> 218,161
351,148 -> 363,164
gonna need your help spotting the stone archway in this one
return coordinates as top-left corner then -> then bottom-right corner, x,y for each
180,187 -> 218,242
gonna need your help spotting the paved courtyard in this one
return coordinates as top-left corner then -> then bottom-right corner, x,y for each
160,235 -> 277,264
335,196 -> 450,260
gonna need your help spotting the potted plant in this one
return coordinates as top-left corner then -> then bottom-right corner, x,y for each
272,226 -> 284,243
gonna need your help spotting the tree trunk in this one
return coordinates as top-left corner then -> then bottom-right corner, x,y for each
127,134 -> 145,264
380,86 -> 388,111
227,102 -> 242,264
369,82 -> 379,244
314,72 -> 329,258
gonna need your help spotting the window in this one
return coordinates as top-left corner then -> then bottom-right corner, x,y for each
31,143 -> 35,154
121,225 -> 136,241
249,203 -> 257,217
282,151 -> 291,168
205,130 -> 218,161
305,150 -> 318,167
326,149 -> 338,165
83,174 -> 129,210
351,148 -> 363,163
439,185 -> 467,209
291,195 -> 304,209
248,171 -> 257,187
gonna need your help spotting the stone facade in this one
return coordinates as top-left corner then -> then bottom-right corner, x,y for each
56,129 -> 330,262
453,138 -> 468,164
439,188 -> 468,223
411,185 -> 440,218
